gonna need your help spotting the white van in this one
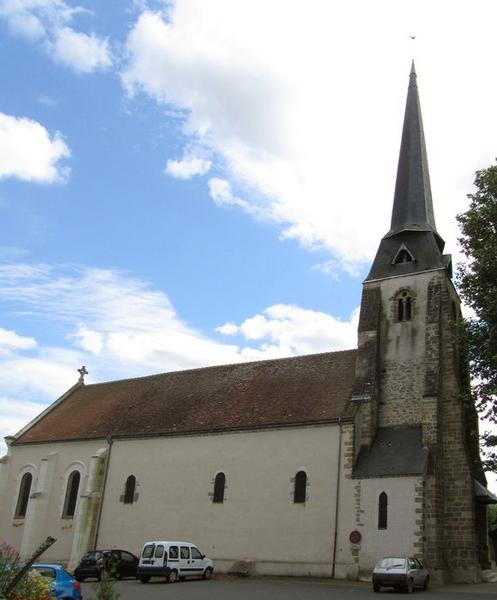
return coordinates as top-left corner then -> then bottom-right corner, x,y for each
137,540 -> 213,583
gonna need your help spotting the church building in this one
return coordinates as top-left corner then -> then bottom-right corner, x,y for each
0,65 -> 495,584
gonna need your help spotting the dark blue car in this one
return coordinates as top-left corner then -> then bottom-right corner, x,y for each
31,563 -> 82,600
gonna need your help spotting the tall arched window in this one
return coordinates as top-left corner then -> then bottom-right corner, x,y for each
378,491 -> 388,529
213,472 -> 226,503
294,470 -> 307,504
124,475 -> 136,504
62,470 -> 80,518
15,472 -> 33,519
396,291 -> 413,322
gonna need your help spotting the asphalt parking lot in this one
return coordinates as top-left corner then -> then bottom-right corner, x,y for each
80,576 -> 497,600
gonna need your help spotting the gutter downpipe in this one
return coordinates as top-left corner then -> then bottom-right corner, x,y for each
331,417 -> 342,579
93,435 -> 113,550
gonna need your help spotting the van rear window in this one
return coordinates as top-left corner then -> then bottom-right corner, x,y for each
142,544 -> 155,559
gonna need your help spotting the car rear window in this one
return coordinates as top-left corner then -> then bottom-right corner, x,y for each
32,567 -> 56,580
142,544 -> 155,559
377,558 -> 406,569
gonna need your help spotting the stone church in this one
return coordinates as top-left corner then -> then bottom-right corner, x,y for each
0,65 -> 495,583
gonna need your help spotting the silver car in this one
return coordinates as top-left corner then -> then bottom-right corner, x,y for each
372,556 -> 429,593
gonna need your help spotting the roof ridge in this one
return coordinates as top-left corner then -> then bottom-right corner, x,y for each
84,348 -> 357,388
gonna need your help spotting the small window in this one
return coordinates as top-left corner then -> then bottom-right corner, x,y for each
180,546 -> 190,560
294,470 -> 307,503
121,552 -> 136,563
15,472 -> 33,519
154,545 -> 164,558
393,244 -> 415,265
191,547 -> 202,559
213,472 -> 225,503
395,249 -> 413,264
169,546 -> 179,560
396,292 -> 413,322
62,470 -> 80,518
378,491 -> 388,529
124,475 -> 136,504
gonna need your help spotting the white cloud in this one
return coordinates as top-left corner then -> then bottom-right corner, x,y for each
0,328 -> 37,355
165,154 -> 211,179
208,177 -> 254,213
0,113 -> 70,183
217,304 -> 359,359
50,26 -> 112,73
121,1 -> 497,275
0,0 -> 112,73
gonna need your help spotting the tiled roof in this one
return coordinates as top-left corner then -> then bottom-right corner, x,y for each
14,350 -> 357,444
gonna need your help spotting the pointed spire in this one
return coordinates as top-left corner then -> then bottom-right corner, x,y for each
386,64 -> 441,243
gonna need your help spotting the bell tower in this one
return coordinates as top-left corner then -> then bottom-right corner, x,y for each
351,63 -> 490,582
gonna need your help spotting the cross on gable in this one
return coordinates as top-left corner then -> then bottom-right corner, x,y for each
77,365 -> 88,383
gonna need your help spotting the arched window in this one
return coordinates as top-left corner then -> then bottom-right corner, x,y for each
294,470 -> 307,504
62,470 -> 80,518
378,491 -> 388,529
124,475 -> 136,504
396,291 -> 413,322
15,472 -> 32,519
213,472 -> 225,503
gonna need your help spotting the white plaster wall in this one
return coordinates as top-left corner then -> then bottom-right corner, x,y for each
335,471 -> 421,578
0,440 -> 107,562
98,425 -> 341,576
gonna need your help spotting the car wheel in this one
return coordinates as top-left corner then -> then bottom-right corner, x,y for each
423,575 -> 429,590
203,567 -> 213,580
406,578 -> 413,593
167,569 -> 179,583
140,576 -> 150,583
373,582 -> 380,593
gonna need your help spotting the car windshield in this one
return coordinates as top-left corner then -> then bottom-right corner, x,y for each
142,544 -> 155,559
377,558 -> 406,569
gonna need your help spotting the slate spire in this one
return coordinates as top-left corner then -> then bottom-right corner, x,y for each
365,64 -> 451,281
386,61 -> 440,241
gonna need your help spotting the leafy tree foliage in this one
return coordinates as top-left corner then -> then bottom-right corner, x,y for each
457,162 -> 497,468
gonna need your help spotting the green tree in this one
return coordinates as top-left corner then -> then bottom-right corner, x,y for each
457,161 -> 497,469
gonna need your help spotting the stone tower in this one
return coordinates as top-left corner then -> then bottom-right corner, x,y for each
351,63 -> 490,583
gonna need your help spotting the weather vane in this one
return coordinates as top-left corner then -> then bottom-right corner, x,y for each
77,365 -> 88,383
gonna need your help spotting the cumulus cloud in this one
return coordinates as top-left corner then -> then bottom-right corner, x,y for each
50,26 -> 112,73
0,113 -> 70,182
121,0 -> 497,276
165,154 -> 211,179
0,0 -> 112,73
0,328 -> 37,354
216,304 -> 358,359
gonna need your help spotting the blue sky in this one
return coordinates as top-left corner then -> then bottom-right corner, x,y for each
1,0 -> 497,479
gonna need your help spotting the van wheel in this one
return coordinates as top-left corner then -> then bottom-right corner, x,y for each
373,582 -> 380,592
203,568 -> 213,580
423,575 -> 429,590
140,576 -> 150,583
167,569 -> 178,583
406,578 -> 413,593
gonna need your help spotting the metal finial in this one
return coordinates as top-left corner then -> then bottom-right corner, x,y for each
77,365 -> 88,383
